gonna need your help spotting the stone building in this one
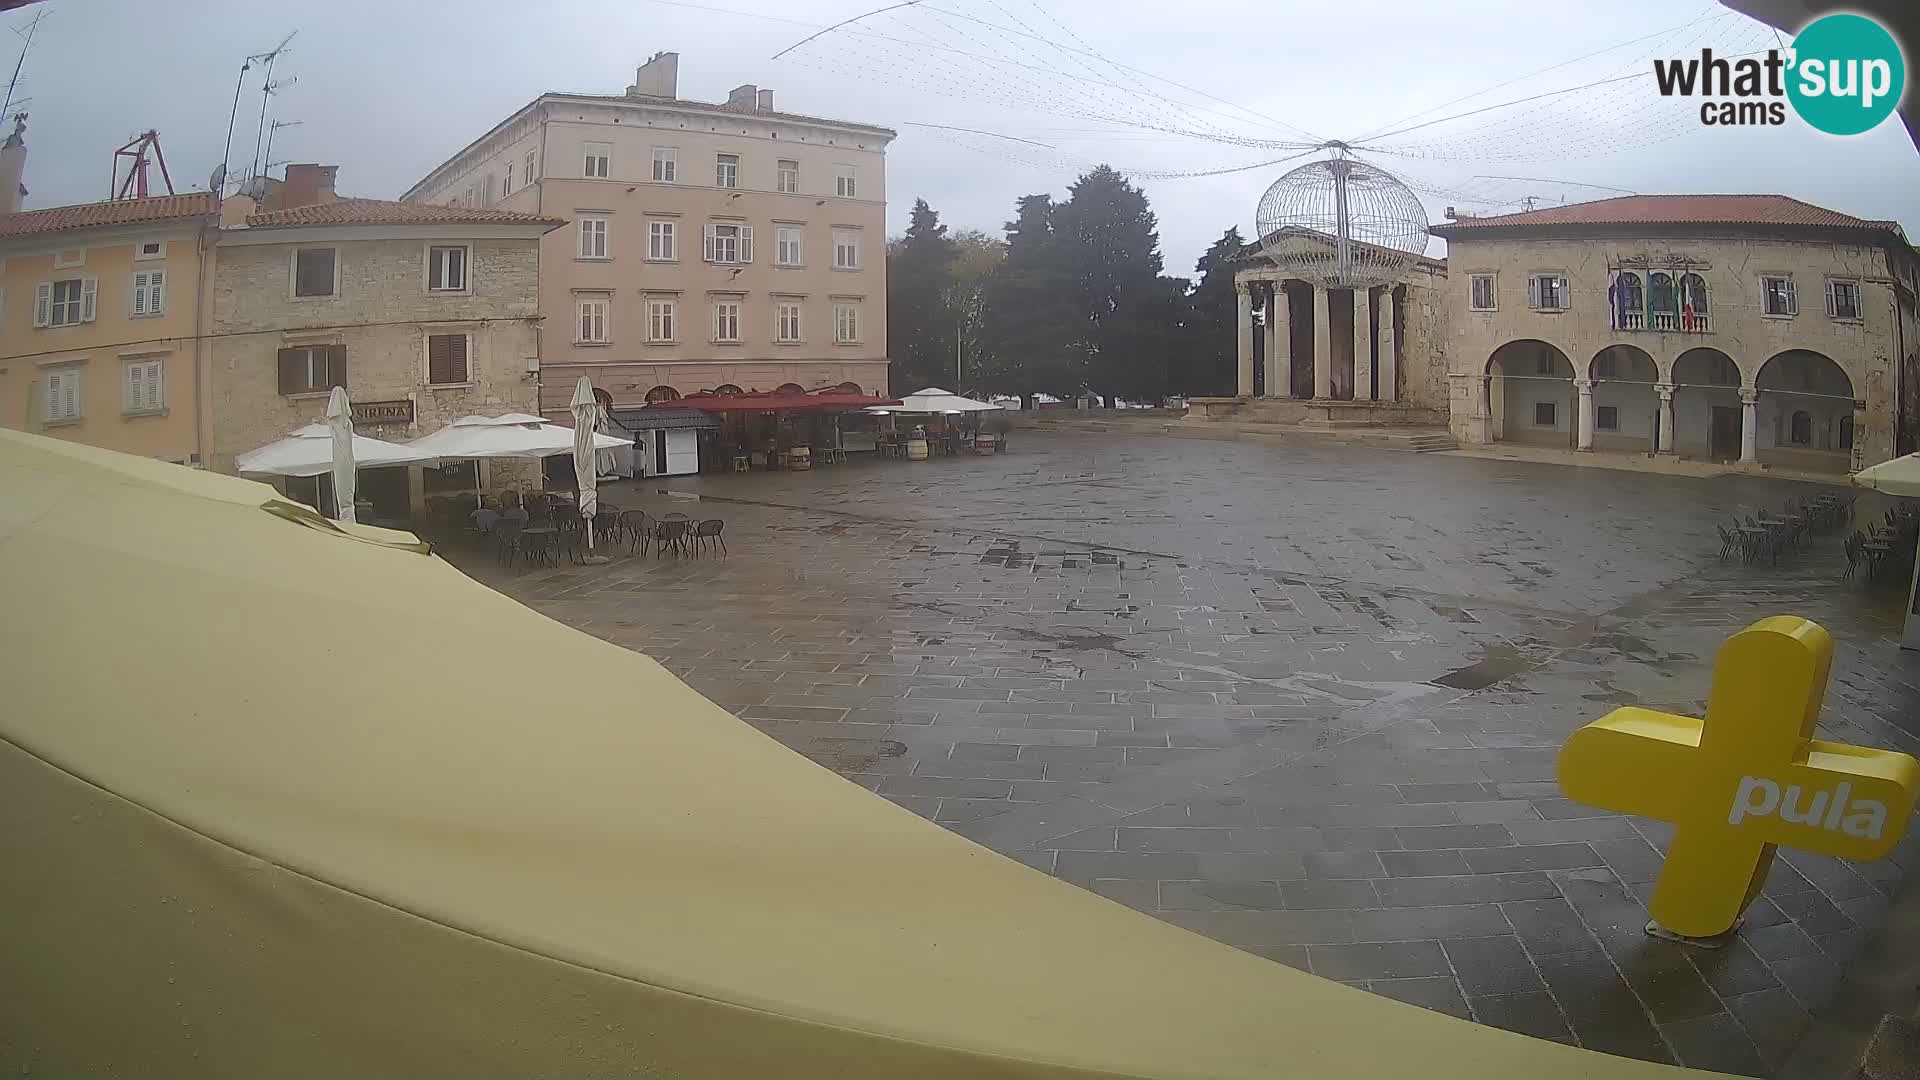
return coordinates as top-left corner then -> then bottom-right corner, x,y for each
1431,195 -> 1919,473
1223,229 -> 1451,428
401,52 -> 895,414
208,167 -> 562,512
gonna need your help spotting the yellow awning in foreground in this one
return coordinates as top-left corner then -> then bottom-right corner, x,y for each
0,430 -> 1706,1078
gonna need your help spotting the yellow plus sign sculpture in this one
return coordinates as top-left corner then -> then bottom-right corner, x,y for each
1558,616 -> 1918,940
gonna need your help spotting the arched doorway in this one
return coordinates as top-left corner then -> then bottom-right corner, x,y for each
1486,340 -> 1576,447
774,382 -> 806,396
1670,348 -> 1744,462
1589,345 -> 1659,452
644,385 -> 681,404
1755,350 -> 1855,472
832,381 -> 862,395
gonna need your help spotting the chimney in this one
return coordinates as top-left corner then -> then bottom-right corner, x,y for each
0,114 -> 28,215
281,164 -> 338,210
626,51 -> 679,99
755,88 -> 774,111
726,84 -> 758,109
220,192 -> 257,228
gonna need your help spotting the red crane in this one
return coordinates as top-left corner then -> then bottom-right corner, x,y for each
111,130 -> 174,200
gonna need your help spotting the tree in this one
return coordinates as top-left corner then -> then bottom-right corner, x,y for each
949,228 -> 1006,393
1180,227 -> 1247,396
885,199 -> 958,393
1056,165 -> 1167,405
979,194 -> 1082,400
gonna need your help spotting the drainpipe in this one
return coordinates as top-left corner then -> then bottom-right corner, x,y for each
194,220 -> 214,468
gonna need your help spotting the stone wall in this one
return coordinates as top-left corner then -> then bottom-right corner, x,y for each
208,234 -> 543,493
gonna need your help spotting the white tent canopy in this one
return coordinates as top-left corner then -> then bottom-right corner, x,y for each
867,388 -> 1002,415
236,423 -> 436,478
407,413 -> 627,460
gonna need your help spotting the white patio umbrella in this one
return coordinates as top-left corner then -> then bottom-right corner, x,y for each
407,412 -> 628,508
1853,453 -> 1920,651
235,425 -> 436,478
570,377 -> 606,560
865,387 -> 1002,415
325,387 -> 357,524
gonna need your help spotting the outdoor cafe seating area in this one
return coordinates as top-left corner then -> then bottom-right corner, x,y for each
1713,490 -> 1920,587
426,488 -> 728,570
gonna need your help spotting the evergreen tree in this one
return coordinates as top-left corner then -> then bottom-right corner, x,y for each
979,194 -> 1081,400
1181,227 -> 1247,396
885,199 -> 958,392
1057,165 -> 1168,405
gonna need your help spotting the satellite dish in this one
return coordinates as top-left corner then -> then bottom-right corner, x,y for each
208,164 -> 226,192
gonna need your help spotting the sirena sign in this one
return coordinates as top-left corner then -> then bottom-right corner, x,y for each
1558,616 -> 1917,940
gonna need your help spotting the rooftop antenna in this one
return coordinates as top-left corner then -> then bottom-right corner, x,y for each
245,30 -> 296,185
111,130 -> 174,199
262,118 -> 302,178
1,9 -> 46,120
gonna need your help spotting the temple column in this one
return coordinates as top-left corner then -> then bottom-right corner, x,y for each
1235,284 -> 1254,397
1264,283 -> 1288,399
1376,287 -> 1398,403
1353,288 -> 1374,402
1312,285 -> 1332,400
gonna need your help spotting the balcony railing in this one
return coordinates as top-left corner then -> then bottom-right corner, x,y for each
1613,310 -> 1711,334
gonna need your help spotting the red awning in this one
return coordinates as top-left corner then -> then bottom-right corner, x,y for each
662,393 -> 901,414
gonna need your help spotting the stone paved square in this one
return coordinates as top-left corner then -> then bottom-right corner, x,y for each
450,430 -> 1920,1076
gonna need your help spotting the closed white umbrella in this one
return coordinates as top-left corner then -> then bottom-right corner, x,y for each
570,377 -> 606,560
408,414 -> 626,460
236,425 -> 435,478
326,387 -> 357,524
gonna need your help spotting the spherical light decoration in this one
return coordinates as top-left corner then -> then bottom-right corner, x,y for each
1254,157 -> 1430,288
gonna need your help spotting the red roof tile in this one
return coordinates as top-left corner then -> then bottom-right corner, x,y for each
0,193 -> 216,239
244,198 -> 563,230
1429,194 -> 1901,236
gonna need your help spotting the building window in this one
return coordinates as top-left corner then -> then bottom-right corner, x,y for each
292,248 -> 337,298
1469,273 -> 1495,311
1709,355 -> 1739,386
427,245 -> 468,292
36,277 -> 95,327
1534,353 -> 1555,376
703,222 -> 752,264
124,359 -> 164,414
645,385 -> 680,404
712,301 -> 741,343
1594,353 -> 1616,379
715,153 -> 739,189
1596,405 -> 1618,431
45,367 -> 81,421
835,164 -> 857,198
583,142 -> 611,179
1840,413 -> 1855,449
1827,278 -> 1862,320
130,269 -> 166,316
1678,272 -> 1709,327
834,302 -> 860,343
1527,273 -> 1567,311
523,148 -> 536,183
776,225 -> 803,266
134,240 -> 165,261
577,298 -> 609,344
426,333 -> 470,385
833,230 -> 860,270
502,163 -> 514,195
651,146 -> 677,183
776,301 -> 802,342
578,217 -> 609,259
647,299 -> 677,342
647,220 -> 677,261
1611,271 -> 1645,329
277,345 -> 346,396
1533,401 -> 1556,427
777,159 -> 799,193
1762,276 -> 1797,316
1790,410 -> 1813,445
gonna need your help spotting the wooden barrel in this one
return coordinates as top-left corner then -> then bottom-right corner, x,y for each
906,437 -> 929,461
787,445 -> 812,470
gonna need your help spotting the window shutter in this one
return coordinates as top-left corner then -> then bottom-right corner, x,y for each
450,334 -> 468,382
1823,280 -> 1836,317
703,224 -> 717,262
150,271 -> 164,313
277,348 -> 300,394
1526,277 -> 1539,308
59,371 -> 77,418
327,345 -> 348,389
125,364 -> 143,411
132,273 -> 147,316
1785,280 -> 1798,315
34,282 -> 49,326
428,335 -> 451,384
739,226 -> 753,263
145,362 -> 162,411
81,277 -> 97,322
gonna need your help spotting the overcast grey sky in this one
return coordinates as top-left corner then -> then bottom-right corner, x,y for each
12,0 -> 1918,272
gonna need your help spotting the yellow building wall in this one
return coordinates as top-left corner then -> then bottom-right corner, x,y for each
0,224 -> 208,463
